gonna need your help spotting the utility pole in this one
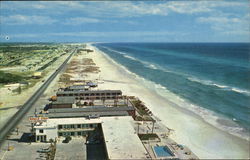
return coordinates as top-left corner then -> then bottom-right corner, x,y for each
151,120 -> 156,134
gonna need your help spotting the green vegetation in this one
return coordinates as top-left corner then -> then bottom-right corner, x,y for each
138,133 -> 159,140
37,57 -> 59,71
0,71 -> 25,84
0,43 -> 71,90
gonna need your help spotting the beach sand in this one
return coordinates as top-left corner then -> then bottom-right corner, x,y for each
88,44 -> 250,159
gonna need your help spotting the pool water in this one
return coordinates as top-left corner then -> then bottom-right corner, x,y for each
153,146 -> 174,157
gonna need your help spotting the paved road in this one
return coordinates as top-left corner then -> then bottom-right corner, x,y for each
0,48 -> 75,147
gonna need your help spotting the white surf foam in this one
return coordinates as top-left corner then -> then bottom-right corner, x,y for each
187,77 -> 250,96
102,46 -> 161,71
95,45 -> 250,141
123,55 -> 137,61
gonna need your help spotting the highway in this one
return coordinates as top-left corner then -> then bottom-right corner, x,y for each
0,48 -> 75,147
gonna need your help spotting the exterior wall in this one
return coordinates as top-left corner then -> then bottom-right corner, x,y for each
57,91 -> 122,100
35,126 -> 57,142
50,104 -> 72,109
35,123 -> 99,142
46,128 -> 58,141
127,110 -> 136,119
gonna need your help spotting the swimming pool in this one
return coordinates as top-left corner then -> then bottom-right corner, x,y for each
153,146 -> 174,157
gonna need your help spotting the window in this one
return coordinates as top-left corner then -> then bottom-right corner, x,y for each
71,132 -> 74,136
107,93 -> 110,95
90,124 -> 93,128
71,125 -> 75,129
39,129 -> 44,133
58,125 -> 62,129
77,132 -> 81,136
83,124 -> 89,128
77,124 -> 81,128
58,133 -> 63,136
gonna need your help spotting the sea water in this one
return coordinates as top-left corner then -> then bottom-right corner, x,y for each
94,43 -> 250,139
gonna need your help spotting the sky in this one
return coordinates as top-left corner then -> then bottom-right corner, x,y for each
0,1 -> 249,43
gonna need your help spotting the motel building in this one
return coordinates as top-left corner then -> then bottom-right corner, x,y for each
56,90 -> 122,100
34,118 -> 101,142
33,116 -> 150,159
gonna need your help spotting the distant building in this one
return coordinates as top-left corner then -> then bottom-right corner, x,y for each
64,85 -> 90,91
86,82 -> 97,87
49,96 -> 75,109
33,72 -> 42,78
56,90 -> 122,100
46,106 -> 136,119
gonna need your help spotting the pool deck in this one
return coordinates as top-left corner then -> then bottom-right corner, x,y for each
136,120 -> 199,159
142,133 -> 199,159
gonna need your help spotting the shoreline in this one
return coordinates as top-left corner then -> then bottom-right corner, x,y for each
88,44 -> 250,159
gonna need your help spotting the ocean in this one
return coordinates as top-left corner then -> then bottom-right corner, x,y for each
94,43 -> 250,139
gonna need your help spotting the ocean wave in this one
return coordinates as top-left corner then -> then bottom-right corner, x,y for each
142,73 -> 250,140
103,46 -> 161,71
154,83 -> 166,90
101,46 -> 126,55
94,45 -> 250,141
152,86 -> 249,140
231,88 -> 250,95
187,77 -> 250,96
123,55 -> 137,61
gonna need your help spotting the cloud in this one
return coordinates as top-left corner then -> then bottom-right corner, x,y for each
0,15 -> 57,25
49,31 -> 178,37
1,1 -> 248,18
7,31 -> 182,39
197,14 -> 250,35
63,17 -> 102,25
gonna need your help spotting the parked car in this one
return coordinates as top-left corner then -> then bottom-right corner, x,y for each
37,148 -> 51,153
62,136 -> 72,143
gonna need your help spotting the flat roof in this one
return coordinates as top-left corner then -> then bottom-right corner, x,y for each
48,106 -> 134,113
34,117 -> 102,128
52,96 -> 75,104
46,111 -> 129,118
57,90 -> 122,94
101,116 -> 148,159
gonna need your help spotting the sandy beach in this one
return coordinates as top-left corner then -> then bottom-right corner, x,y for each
87,44 -> 250,159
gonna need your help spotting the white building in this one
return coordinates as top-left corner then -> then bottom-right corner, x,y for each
34,118 -> 101,142
33,116 -> 149,159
